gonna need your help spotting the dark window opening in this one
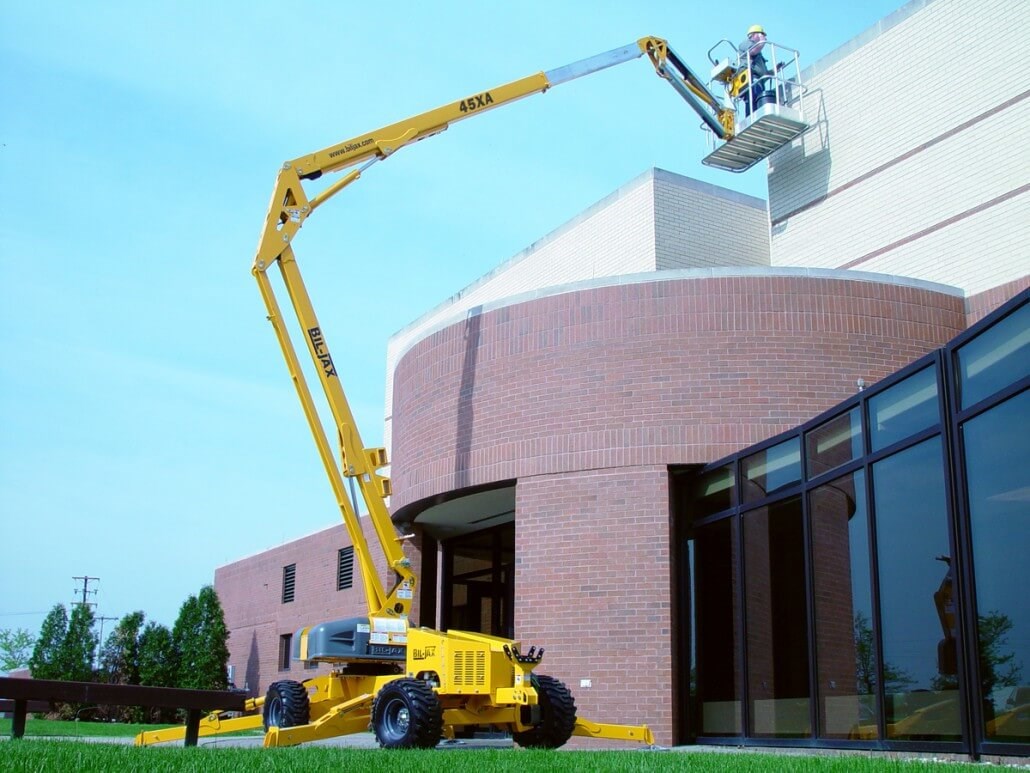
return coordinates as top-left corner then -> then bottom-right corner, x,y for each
278,633 -> 292,671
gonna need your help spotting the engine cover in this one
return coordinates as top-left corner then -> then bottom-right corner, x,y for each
294,616 -> 406,663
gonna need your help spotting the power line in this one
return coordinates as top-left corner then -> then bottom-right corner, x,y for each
0,611 -> 51,618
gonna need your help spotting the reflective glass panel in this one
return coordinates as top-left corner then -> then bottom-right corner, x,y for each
869,366 -> 939,452
742,438 -> 801,503
806,408 -> 863,479
689,464 -> 736,519
696,517 -> 742,736
744,497 -> 811,737
957,302 -> 1029,409
810,470 -> 878,739
963,389 -> 1030,743
873,437 -> 960,740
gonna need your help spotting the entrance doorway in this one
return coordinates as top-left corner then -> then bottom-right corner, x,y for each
441,523 -> 514,639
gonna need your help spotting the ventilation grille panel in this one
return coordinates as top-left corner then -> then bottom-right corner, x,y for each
452,649 -> 486,687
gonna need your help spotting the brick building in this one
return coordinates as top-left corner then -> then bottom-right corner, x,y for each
215,0 -> 1029,757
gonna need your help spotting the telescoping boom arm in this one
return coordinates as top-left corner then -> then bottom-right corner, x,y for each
252,36 -> 731,625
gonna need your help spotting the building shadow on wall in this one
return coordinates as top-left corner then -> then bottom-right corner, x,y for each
245,630 -> 261,698
454,306 -> 483,490
770,88 -> 832,235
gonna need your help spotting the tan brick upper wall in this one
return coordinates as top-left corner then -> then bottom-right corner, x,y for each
768,0 -> 1030,294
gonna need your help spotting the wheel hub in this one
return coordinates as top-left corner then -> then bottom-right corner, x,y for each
387,701 -> 410,735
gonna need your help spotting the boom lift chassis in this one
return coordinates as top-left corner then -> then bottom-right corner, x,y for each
139,36 -> 746,751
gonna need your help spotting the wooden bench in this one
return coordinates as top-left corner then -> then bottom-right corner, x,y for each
0,677 -> 246,747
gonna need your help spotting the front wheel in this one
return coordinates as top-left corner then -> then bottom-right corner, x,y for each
514,673 -> 577,749
262,680 -> 310,731
371,678 -> 442,749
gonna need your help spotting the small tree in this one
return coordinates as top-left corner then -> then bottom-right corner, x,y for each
139,622 -> 176,687
59,604 -> 98,683
97,611 -> 146,723
172,586 -> 230,690
0,628 -> 35,673
172,593 -> 201,689
194,586 -> 230,690
28,603 -> 95,718
99,611 -> 145,686
138,621 -> 177,723
29,604 -> 68,680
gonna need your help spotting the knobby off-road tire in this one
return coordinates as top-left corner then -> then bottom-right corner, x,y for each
262,680 -> 310,731
371,678 -> 443,749
513,673 -> 577,749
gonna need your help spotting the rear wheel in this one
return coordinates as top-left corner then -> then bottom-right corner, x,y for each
262,680 -> 310,731
371,678 -> 442,749
514,673 -> 577,749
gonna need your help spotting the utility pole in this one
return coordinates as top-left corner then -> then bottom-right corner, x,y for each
72,575 -> 99,609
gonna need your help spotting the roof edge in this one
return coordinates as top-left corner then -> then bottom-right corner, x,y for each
803,0 -> 936,81
392,266 -> 964,361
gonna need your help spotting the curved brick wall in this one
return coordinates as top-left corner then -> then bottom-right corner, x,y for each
391,273 -> 965,511
389,271 -> 965,746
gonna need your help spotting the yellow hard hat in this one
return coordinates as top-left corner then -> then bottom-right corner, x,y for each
748,24 -> 765,35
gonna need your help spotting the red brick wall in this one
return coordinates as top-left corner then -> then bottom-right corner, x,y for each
391,276 -> 966,511
513,466 -> 672,747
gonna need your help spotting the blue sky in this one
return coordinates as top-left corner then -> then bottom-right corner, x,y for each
0,1 -> 904,644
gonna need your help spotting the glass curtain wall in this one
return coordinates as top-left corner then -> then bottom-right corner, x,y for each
962,391 -> 1029,743
810,468 -> 876,739
677,291 -> 1028,754
872,437 -> 960,741
954,300 -> 1029,748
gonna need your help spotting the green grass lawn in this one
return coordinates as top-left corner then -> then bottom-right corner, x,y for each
0,740 -> 989,773
0,716 -> 173,737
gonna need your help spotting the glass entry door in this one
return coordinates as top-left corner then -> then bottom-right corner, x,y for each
441,523 -> 514,639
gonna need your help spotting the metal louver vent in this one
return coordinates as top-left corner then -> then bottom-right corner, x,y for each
282,563 -> 296,604
453,650 -> 487,687
337,547 -> 354,591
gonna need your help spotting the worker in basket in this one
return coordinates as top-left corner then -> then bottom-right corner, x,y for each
739,24 -> 776,115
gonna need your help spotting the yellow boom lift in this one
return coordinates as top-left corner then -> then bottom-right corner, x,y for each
138,35 -> 805,750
